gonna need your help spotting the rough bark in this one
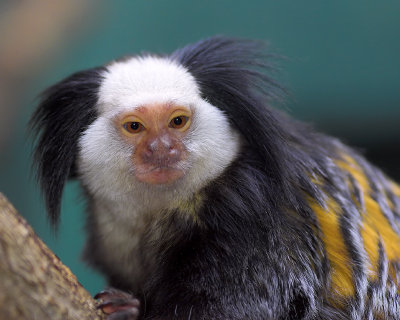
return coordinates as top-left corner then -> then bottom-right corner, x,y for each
0,192 -> 105,320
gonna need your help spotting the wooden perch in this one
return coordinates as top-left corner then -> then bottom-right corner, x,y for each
0,193 -> 105,320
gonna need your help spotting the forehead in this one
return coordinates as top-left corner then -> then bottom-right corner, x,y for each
98,56 -> 200,114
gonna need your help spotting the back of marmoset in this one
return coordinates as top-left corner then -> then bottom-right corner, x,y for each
31,37 -> 400,320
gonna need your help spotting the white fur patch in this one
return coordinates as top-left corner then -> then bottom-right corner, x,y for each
79,56 -> 240,209
77,56 -> 241,284
98,56 -> 200,116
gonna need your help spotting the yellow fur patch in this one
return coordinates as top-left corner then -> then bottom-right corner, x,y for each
326,154 -> 400,295
309,197 -> 355,298
310,153 -> 400,303
339,155 -> 400,280
390,180 -> 400,198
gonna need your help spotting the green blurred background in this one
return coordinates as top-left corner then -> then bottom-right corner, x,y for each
0,1 -> 399,295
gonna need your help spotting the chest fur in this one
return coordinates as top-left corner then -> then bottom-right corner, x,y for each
84,196 -> 200,291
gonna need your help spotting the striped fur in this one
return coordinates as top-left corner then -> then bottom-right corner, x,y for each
311,146 -> 400,319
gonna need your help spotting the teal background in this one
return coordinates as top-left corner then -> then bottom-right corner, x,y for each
0,1 -> 399,295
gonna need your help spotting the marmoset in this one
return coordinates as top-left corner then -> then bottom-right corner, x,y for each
31,37 -> 400,319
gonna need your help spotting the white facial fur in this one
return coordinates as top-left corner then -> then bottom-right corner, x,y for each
77,56 -> 241,281
78,56 -> 241,215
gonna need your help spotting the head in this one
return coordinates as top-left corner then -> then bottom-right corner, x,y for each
31,36 -> 282,225
76,56 -> 240,204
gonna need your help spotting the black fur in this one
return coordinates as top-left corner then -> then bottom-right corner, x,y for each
31,37 -> 400,319
171,37 -> 335,215
30,67 -> 105,226
132,152 -> 326,319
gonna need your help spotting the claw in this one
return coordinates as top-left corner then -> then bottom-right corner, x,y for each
97,299 -> 140,314
94,288 -> 140,319
94,290 -> 109,300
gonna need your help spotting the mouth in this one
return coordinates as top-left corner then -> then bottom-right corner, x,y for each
135,166 -> 185,185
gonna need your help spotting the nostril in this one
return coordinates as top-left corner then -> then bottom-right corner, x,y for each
150,141 -> 158,151
142,146 -> 153,160
167,147 -> 180,161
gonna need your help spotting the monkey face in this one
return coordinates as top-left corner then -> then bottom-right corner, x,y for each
76,56 -> 240,203
116,103 -> 192,185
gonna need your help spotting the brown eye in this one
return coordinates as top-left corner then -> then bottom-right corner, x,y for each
123,121 -> 144,134
169,116 -> 189,129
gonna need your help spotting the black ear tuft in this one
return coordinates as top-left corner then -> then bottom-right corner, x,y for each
171,36 -> 283,101
30,67 -> 105,227
171,36 -> 287,183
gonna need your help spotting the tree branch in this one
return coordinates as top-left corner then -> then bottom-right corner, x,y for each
0,192 -> 105,320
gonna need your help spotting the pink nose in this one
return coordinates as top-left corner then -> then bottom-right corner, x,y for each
142,137 -> 181,166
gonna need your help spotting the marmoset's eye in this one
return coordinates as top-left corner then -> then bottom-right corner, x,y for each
169,116 -> 189,129
123,121 -> 145,134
